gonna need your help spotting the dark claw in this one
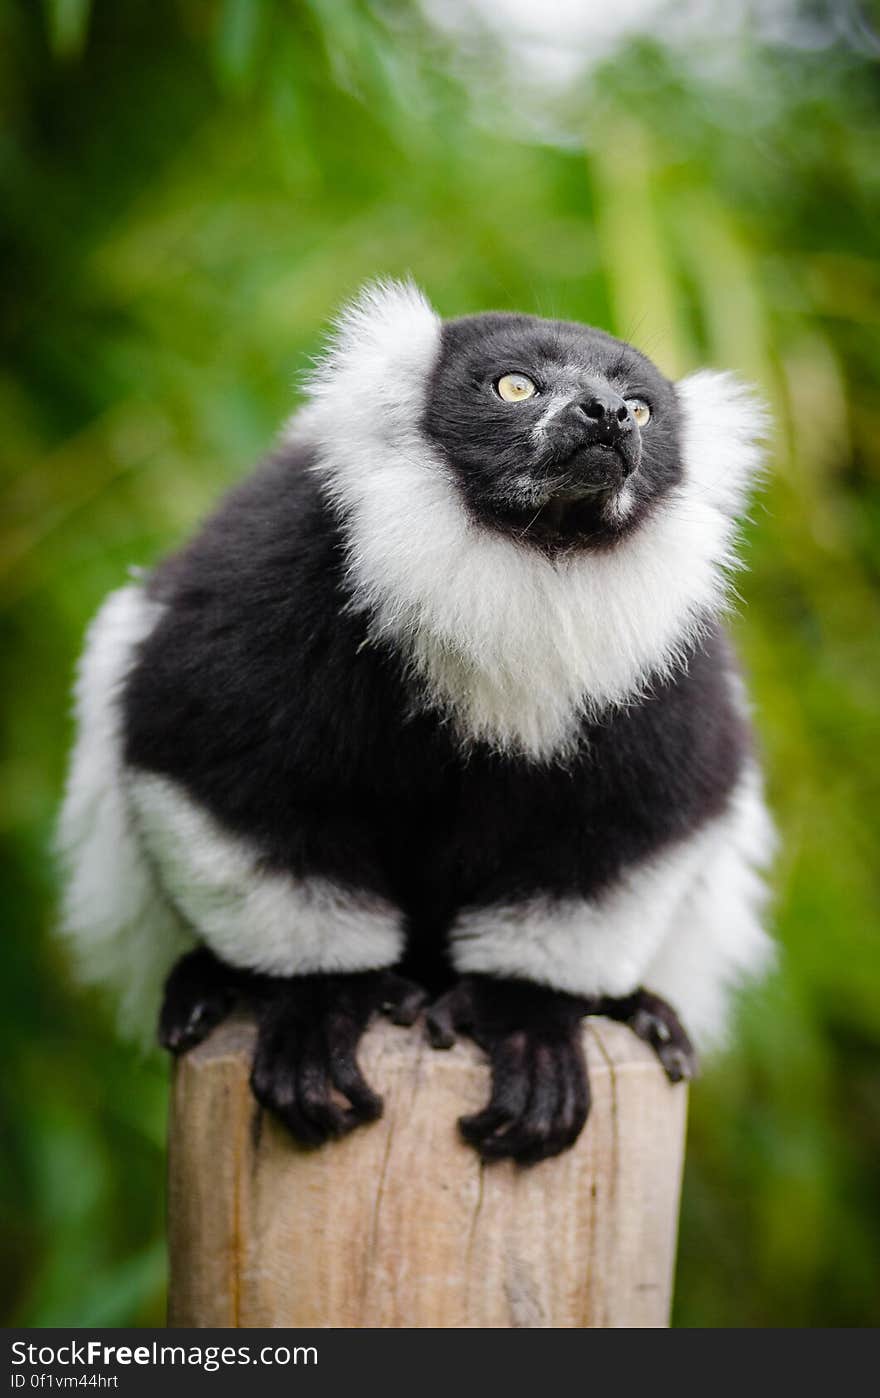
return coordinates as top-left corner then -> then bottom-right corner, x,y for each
599,988 -> 699,1083
158,946 -> 243,1054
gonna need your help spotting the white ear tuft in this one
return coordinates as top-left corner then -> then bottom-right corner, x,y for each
675,370 -> 769,516
326,278 -> 439,358
304,279 -> 441,436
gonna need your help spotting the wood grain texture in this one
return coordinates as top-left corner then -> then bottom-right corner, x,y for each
167,1015 -> 687,1328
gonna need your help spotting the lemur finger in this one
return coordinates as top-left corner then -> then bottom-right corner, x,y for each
271,1091 -> 331,1147
426,982 -> 475,1049
295,1034 -> 358,1141
425,990 -> 462,1049
556,1041 -> 591,1148
378,972 -> 428,1027
327,1043 -> 384,1123
458,1033 -> 531,1142
628,992 -> 699,1083
160,992 -> 233,1054
518,1042 -> 590,1162
599,988 -> 698,1082
158,947 -> 238,1054
249,1008 -> 290,1100
475,1041 -> 563,1163
653,1038 -> 698,1084
250,1022 -> 329,1147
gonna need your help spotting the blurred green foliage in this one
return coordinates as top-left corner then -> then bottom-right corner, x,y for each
2,0 -> 878,1327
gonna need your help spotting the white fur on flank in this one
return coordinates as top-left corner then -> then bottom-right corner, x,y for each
127,772 -> 405,978
450,763 -> 775,1049
301,281 -> 767,760
57,581 -> 405,1041
54,584 -> 195,1042
642,765 -> 776,1047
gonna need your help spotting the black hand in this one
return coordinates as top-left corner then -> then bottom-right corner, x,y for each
249,969 -> 427,1147
426,975 -> 593,1165
159,946 -> 249,1054
597,988 -> 698,1083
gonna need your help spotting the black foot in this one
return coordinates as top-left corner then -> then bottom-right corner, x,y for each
426,976 -> 592,1165
598,988 -> 698,1083
159,946 -> 249,1054
250,970 -> 427,1148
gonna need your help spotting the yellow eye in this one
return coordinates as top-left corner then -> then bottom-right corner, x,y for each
496,372 -> 537,403
626,398 -> 651,427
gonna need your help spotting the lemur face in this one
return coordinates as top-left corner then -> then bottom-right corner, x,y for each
423,313 -> 683,551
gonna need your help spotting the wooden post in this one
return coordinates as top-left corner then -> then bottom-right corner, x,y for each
167,1015 -> 687,1328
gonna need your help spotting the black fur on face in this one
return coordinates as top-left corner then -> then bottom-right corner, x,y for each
422,313 -> 683,552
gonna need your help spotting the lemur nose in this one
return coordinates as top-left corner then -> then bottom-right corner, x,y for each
580,392 -> 630,426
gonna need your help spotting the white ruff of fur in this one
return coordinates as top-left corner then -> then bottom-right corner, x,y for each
451,761 -> 776,1049
54,585 -> 194,1041
300,282 -> 768,760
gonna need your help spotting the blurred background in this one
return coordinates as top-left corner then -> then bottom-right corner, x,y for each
2,0 -> 879,1327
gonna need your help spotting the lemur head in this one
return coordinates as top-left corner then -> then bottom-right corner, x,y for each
299,280 -> 766,757
423,311 -> 681,552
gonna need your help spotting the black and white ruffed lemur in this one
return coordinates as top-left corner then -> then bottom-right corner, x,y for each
57,282 -> 775,1163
